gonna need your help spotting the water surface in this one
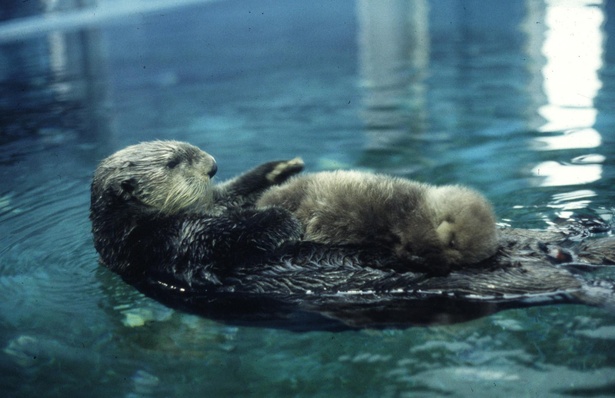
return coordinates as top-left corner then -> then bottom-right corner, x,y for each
1,0 -> 614,396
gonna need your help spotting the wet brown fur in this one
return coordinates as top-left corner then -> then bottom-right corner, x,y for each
91,140 -> 218,216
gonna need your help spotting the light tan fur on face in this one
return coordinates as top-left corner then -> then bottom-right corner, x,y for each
425,185 -> 498,265
95,140 -> 217,215
257,170 -> 498,269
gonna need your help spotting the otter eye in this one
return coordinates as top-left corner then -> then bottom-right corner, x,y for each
166,158 -> 181,169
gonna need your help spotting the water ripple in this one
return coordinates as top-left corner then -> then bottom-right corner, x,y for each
0,168 -> 100,330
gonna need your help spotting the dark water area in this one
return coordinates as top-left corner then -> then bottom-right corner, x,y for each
1,0 -> 615,396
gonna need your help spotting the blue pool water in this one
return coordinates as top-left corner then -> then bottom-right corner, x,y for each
1,0 -> 615,396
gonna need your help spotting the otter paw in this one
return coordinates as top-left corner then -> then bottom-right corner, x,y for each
266,158 -> 304,184
258,207 -> 303,241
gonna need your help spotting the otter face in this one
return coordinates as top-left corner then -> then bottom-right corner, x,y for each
429,185 -> 498,265
93,140 -> 217,215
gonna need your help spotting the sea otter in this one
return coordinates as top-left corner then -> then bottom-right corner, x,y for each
91,141 -> 615,330
90,140 -> 305,286
256,170 -> 498,275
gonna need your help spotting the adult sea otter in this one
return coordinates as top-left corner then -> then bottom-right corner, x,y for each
90,141 -> 615,330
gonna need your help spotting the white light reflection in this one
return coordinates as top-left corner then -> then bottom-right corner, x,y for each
548,189 -> 597,219
532,128 -> 601,150
539,0 -> 604,130
550,189 -> 597,206
0,0 -> 220,43
531,161 -> 602,186
532,0 -> 605,187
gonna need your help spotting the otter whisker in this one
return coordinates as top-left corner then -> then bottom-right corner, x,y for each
160,178 -> 207,214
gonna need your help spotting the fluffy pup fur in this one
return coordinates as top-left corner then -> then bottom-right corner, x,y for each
256,170 -> 498,275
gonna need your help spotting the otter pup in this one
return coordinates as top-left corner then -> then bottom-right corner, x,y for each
256,170 -> 498,275
90,140 -> 304,286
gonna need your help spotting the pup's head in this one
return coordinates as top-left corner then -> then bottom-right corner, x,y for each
426,185 -> 498,265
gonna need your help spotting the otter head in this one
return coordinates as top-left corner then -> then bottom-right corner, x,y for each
91,140 -> 217,216
426,185 -> 498,266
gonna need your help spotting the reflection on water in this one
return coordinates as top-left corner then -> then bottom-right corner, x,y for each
0,0 -> 218,43
548,189 -> 598,221
538,0 -> 604,131
531,160 -> 602,186
0,0 -> 109,144
532,128 -> 602,150
357,0 -> 429,144
0,0 -> 615,397
531,0 -> 606,189
358,0 -> 608,193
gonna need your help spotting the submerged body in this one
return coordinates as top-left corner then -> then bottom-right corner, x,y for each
257,170 -> 498,275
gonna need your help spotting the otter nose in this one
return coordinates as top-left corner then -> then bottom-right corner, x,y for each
208,161 -> 218,178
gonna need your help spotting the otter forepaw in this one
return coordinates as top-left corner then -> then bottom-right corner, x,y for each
266,158 -> 304,184
258,207 -> 303,241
